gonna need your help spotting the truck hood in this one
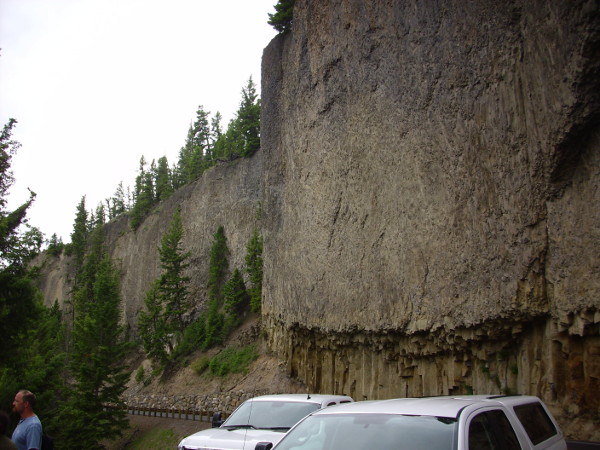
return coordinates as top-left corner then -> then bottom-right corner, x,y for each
179,427 -> 287,450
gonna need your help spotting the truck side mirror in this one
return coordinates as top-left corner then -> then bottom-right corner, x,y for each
255,442 -> 273,450
212,411 -> 223,428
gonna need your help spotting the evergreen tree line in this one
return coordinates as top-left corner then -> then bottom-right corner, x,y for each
110,76 -> 260,231
43,76 -> 261,254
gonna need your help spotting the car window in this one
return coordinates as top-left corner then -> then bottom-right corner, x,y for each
513,402 -> 557,445
275,414 -> 457,450
223,401 -> 321,430
468,410 -> 521,450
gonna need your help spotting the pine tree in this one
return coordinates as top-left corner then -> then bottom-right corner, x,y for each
0,119 -> 65,441
175,124 -> 195,187
208,225 -> 229,302
109,181 -> 127,218
57,252 -> 130,449
94,203 -> 106,227
154,156 -> 173,202
47,233 -> 64,257
203,297 -> 224,349
130,156 -> 154,229
0,119 -> 39,263
138,280 -> 170,364
232,77 -> 261,157
138,208 -> 191,364
190,105 -> 212,177
158,208 -> 191,334
199,225 -> 230,349
69,196 -> 88,267
192,106 -> 211,153
245,229 -> 263,312
73,225 -> 105,315
268,0 -> 295,34
220,122 -> 242,159
223,268 -> 249,324
211,112 -> 223,145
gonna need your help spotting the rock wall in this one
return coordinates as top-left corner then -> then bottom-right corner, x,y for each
260,0 -> 599,435
125,390 -> 269,417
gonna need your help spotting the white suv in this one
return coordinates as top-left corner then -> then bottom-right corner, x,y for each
177,394 -> 353,450
259,395 -> 566,450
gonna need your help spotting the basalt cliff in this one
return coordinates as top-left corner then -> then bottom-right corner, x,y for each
36,0 -> 599,439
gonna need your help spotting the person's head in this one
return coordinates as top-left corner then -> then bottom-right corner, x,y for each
0,410 -> 10,435
12,390 -> 36,418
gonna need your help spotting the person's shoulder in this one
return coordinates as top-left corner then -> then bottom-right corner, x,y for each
23,415 -> 42,425
22,415 -> 42,431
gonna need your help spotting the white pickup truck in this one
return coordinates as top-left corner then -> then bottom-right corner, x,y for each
256,395 -> 568,450
177,394 -> 353,450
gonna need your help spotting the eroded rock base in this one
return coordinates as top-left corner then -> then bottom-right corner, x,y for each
266,313 -> 599,440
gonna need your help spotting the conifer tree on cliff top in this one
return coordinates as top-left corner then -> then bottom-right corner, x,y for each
268,0 -> 294,34
69,196 -> 88,267
234,77 -> 261,157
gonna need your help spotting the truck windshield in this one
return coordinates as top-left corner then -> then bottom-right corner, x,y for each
275,413 -> 457,450
223,401 -> 321,431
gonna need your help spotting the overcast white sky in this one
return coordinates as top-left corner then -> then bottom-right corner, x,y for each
0,0 -> 278,243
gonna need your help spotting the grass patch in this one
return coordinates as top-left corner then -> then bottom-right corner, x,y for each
191,356 -> 210,375
208,345 -> 258,377
126,427 -> 179,450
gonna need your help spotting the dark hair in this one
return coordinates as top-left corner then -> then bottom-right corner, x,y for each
0,410 -> 9,435
19,390 -> 37,409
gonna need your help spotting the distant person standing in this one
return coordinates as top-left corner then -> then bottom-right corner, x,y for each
11,391 -> 42,450
0,411 -> 17,450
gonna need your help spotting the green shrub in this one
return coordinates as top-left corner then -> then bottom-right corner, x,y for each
191,356 -> 210,375
135,366 -> 145,383
208,345 -> 258,377
174,316 -> 207,359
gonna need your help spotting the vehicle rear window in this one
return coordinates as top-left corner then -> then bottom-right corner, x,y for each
468,410 -> 521,450
513,402 -> 557,445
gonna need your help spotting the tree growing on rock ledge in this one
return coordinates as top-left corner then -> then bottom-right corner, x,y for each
245,228 -> 263,312
138,208 -> 191,366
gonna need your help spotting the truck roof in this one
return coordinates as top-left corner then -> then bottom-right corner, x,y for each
312,395 -> 543,419
246,394 -> 354,407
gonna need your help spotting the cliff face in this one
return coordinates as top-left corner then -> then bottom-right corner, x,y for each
35,0 -> 600,437
260,0 -> 599,425
37,154 -> 263,330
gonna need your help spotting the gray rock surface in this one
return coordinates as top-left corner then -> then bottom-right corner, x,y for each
260,0 -> 599,436
261,0 -> 599,333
